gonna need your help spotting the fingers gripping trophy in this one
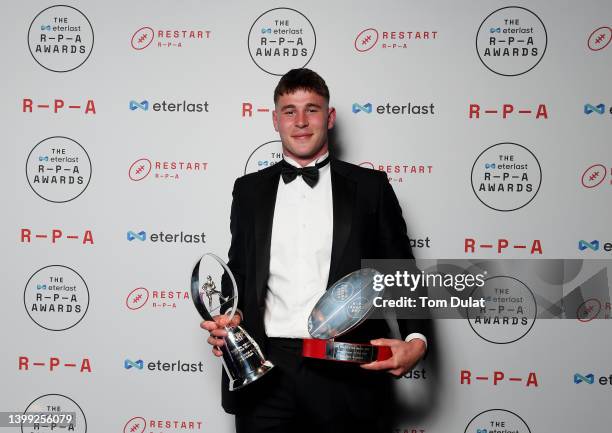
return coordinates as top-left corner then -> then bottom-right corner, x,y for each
191,253 -> 274,390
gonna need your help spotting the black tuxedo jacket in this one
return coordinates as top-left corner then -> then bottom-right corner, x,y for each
221,157 -> 425,413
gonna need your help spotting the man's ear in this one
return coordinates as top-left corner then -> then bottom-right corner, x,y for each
327,106 -> 336,129
272,109 -> 279,132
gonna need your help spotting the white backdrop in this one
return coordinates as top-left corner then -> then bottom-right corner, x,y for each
2,1 -> 612,432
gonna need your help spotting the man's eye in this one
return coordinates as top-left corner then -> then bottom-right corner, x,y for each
284,111 -> 294,115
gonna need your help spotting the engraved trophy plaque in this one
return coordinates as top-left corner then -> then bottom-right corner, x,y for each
191,253 -> 273,390
303,268 -> 392,363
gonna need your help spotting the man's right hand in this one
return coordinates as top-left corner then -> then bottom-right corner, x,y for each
200,313 -> 241,357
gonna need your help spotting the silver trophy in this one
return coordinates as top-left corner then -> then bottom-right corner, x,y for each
305,268 -> 389,363
191,253 -> 273,390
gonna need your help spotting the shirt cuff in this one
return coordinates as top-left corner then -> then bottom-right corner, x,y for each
405,333 -> 427,349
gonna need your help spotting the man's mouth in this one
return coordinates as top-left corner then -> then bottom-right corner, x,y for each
292,133 -> 313,140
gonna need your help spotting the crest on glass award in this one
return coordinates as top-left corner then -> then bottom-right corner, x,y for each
191,253 -> 273,390
303,268 -> 392,363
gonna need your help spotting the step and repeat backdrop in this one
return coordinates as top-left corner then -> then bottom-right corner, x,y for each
2,1 -> 611,432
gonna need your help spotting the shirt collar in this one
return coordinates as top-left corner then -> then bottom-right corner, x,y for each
282,152 -> 330,169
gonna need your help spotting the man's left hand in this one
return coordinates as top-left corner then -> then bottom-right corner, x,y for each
360,338 -> 426,377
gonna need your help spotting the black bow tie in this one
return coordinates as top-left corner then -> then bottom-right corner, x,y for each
280,156 -> 330,188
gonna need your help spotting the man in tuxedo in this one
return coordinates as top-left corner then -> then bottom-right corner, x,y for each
201,68 -> 427,433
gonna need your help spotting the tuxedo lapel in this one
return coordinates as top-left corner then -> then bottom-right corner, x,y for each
254,166 -> 281,308
328,159 -> 356,287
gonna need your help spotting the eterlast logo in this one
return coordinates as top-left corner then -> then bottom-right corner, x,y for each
352,101 -> 434,115
578,240 -> 612,252
126,230 -> 205,243
574,372 -> 612,385
123,358 -> 203,373
129,99 -> 209,112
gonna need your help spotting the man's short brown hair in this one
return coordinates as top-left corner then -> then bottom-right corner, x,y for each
274,68 -> 330,105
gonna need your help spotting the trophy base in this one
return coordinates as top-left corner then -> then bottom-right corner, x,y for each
229,360 -> 275,391
302,339 -> 392,364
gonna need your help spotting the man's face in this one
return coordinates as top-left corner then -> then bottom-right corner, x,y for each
273,89 -> 336,166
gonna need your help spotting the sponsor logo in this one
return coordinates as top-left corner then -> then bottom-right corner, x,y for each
26,136 -> 92,203
587,26 -> 612,52
359,161 -> 433,184
577,298 -> 611,322
126,287 -> 190,310
129,100 -> 149,111
124,359 -> 144,370
464,238 -> 543,255
22,98 -> 96,114
584,103 -> 605,115
126,230 -> 206,244
24,265 -> 89,331
123,358 -> 204,373
123,417 -> 202,433
128,158 -> 208,182
352,102 -> 373,114
247,8 -> 316,75
468,103 -> 548,119
23,394 -> 86,433
471,142 -> 541,211
131,27 -> 211,50
464,409 -> 531,433
460,370 -> 539,387
578,240 -> 599,251
578,239 -> 612,252
129,99 -> 209,113
574,373 -> 595,384
28,5 -> 94,72
354,28 -> 438,52
476,6 -> 547,76
581,164 -> 611,188
18,356 -> 92,372
352,101 -> 435,116
572,372 -> 612,386
20,228 -> 94,245
127,230 -> 146,241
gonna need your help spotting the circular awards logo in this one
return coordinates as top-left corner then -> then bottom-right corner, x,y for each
26,136 -> 92,203
24,265 -> 90,331
476,6 -> 547,76
248,8 -> 316,75
28,5 -> 94,72
23,394 -> 87,433
467,276 -> 537,344
465,409 -> 531,433
244,140 -> 283,174
471,142 -> 542,212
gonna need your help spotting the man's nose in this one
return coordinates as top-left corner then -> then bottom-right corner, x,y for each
295,110 -> 308,127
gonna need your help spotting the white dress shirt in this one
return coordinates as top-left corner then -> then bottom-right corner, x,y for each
265,153 -> 333,338
263,153 -> 427,348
